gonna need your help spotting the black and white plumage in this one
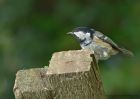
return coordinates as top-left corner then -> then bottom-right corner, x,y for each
68,27 -> 133,60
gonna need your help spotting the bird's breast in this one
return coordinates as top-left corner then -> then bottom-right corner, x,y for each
80,36 -> 118,60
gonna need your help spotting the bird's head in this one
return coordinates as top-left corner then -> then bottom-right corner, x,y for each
67,27 -> 95,42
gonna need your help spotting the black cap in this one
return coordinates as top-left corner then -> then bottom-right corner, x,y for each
73,27 -> 95,34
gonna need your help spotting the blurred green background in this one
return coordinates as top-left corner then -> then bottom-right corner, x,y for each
0,0 -> 140,98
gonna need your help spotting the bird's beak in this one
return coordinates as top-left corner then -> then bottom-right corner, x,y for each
67,32 -> 73,35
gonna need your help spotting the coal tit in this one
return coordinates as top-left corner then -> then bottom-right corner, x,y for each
67,27 -> 133,60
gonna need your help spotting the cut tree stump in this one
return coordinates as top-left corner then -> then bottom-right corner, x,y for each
13,50 -> 105,99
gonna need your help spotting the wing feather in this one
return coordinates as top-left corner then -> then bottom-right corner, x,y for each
94,31 -> 119,49
94,31 -> 134,56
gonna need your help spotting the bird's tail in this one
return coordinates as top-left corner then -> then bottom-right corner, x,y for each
118,47 -> 134,57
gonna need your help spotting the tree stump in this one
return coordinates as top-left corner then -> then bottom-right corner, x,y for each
13,50 -> 105,99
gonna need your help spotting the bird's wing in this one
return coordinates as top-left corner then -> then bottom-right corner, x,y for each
94,31 -> 119,49
94,31 -> 134,56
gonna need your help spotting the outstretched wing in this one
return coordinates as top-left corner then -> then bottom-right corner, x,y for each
94,31 -> 134,56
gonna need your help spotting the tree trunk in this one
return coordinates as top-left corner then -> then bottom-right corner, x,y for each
13,50 -> 105,99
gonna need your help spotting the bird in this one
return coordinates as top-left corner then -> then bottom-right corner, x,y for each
67,27 -> 134,61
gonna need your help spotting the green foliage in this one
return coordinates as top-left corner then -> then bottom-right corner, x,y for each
0,0 -> 140,98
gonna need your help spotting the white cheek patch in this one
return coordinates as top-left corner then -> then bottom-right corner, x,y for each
74,31 -> 85,39
85,32 -> 90,38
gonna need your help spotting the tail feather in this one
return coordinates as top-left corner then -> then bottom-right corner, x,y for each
118,48 -> 134,57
